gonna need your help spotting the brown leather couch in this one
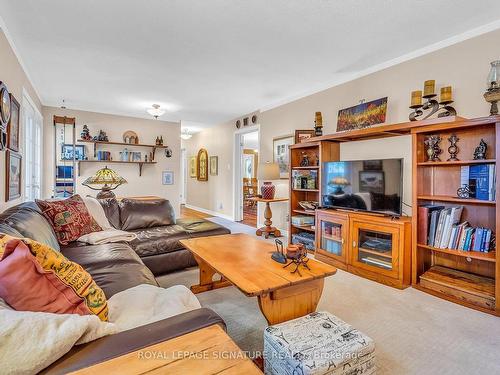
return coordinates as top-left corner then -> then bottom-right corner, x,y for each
0,198 -> 231,373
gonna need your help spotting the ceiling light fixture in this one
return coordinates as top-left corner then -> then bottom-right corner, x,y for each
147,104 -> 165,119
180,129 -> 192,140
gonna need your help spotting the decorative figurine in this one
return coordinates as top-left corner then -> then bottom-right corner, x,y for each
159,136 -> 164,146
164,146 -> 172,158
314,111 -> 323,137
283,243 -> 310,277
155,136 -> 160,145
299,152 -> 310,167
271,239 -> 287,264
424,135 -> 442,161
145,155 -> 148,163
473,139 -> 487,160
93,130 -> 109,142
484,60 -> 500,116
457,184 -> 471,199
80,125 -> 92,140
447,134 -> 459,161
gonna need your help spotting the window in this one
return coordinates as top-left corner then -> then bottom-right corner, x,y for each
22,93 -> 43,200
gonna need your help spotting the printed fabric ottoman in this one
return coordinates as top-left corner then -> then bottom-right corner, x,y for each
264,311 -> 376,375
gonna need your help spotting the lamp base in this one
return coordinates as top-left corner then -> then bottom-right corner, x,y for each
96,189 -> 116,199
261,182 -> 276,200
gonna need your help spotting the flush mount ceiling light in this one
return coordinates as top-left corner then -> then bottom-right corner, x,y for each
147,104 -> 165,119
180,129 -> 192,140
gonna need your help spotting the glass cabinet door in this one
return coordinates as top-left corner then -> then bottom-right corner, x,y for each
352,221 -> 399,277
316,214 -> 347,263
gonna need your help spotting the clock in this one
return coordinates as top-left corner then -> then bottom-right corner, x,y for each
0,82 -> 11,127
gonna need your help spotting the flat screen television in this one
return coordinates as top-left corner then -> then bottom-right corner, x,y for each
321,159 -> 403,216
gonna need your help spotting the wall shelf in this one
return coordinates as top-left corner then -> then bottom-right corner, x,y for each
417,159 -> 496,166
78,139 -> 167,160
77,160 -> 157,177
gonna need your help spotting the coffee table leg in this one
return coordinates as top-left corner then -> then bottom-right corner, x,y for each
190,254 -> 232,294
257,278 -> 324,325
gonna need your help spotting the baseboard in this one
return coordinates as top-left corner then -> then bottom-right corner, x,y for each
184,204 -> 234,221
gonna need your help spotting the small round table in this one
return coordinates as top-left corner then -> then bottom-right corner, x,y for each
249,197 -> 289,239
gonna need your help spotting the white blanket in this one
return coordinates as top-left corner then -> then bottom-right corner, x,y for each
0,299 -> 117,375
83,196 -> 113,229
77,228 -> 137,245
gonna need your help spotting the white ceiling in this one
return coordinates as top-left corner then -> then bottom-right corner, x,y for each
1,0 -> 500,126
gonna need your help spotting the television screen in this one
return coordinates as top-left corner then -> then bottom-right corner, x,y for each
321,159 -> 403,216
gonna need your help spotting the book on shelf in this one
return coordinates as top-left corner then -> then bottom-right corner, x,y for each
460,164 -> 496,201
421,204 -> 494,252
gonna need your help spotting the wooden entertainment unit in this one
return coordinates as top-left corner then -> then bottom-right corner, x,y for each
289,115 -> 500,315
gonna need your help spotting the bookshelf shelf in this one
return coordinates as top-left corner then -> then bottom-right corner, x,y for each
417,159 -> 496,166
292,188 -> 320,192
292,209 -> 316,216
417,195 -> 495,205
291,224 -> 315,232
418,243 -> 496,262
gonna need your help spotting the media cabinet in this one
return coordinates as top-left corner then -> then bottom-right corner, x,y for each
289,115 -> 500,315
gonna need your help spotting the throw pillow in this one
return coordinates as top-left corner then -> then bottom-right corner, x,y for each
36,195 -> 102,245
83,196 -> 112,230
0,234 -> 108,321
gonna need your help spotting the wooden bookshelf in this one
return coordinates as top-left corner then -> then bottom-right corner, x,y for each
411,116 -> 500,316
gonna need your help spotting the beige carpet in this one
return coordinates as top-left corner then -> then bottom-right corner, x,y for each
158,217 -> 500,374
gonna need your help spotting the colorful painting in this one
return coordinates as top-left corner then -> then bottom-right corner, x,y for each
337,97 -> 388,132
7,94 -> 20,152
197,148 -> 208,181
273,135 -> 293,179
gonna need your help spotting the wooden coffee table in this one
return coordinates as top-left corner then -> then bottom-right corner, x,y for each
180,233 -> 337,325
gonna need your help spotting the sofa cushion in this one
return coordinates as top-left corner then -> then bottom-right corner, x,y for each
129,225 -> 188,257
36,195 -> 102,245
98,198 -> 121,229
60,242 -> 158,298
0,223 -> 23,237
0,235 -> 108,321
177,217 -> 231,238
120,198 -> 175,230
0,201 -> 60,251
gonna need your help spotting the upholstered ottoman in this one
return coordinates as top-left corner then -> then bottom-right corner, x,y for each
264,311 -> 376,375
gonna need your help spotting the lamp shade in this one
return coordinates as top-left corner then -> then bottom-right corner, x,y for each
258,162 -> 280,181
82,166 -> 127,190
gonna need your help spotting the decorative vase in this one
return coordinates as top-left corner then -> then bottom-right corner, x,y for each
261,182 -> 276,199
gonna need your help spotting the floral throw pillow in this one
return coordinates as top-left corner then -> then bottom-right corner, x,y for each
36,195 -> 102,245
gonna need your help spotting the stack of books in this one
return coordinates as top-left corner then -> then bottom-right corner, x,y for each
418,204 -> 494,252
460,163 -> 496,201
97,151 -> 111,161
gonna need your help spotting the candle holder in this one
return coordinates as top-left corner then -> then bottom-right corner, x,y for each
409,81 -> 457,121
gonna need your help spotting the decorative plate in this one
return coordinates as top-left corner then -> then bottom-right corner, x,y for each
123,130 -> 139,144
235,120 -> 241,129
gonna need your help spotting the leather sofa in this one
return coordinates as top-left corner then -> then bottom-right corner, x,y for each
0,197 -> 231,373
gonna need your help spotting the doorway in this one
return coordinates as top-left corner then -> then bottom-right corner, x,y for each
234,129 -> 259,227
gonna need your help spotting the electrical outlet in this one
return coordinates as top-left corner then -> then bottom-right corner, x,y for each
285,214 -> 290,222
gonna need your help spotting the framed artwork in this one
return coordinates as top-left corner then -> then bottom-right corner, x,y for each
273,135 -> 294,179
0,82 -> 10,127
61,144 -> 86,160
294,129 -> 315,144
5,150 -> 22,201
359,171 -> 385,194
363,160 -> 383,171
209,156 -> 218,176
162,171 -> 174,185
189,156 -> 197,178
7,94 -> 20,152
337,97 -> 388,132
197,148 -> 208,181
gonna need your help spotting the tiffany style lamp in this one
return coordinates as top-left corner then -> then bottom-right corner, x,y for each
82,166 -> 127,198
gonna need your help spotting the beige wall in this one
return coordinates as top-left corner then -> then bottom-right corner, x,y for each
0,29 -> 42,212
42,107 -> 182,217
186,28 -> 500,230
183,112 -> 259,218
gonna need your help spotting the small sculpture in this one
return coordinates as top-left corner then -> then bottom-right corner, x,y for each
447,134 -> 459,161
473,139 -> 487,160
300,152 -> 310,167
164,146 -> 172,158
424,135 -> 442,161
93,130 -> 109,142
283,243 -> 310,277
314,111 -> 323,136
80,125 -> 92,140
159,136 -> 164,146
457,184 -> 471,199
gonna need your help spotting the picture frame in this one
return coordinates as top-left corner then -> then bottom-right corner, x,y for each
5,150 -> 22,201
209,156 -> 218,176
189,156 -> 197,178
7,94 -> 20,152
273,135 -> 294,179
359,171 -> 385,194
162,171 -> 174,185
197,148 -> 208,181
61,144 -> 86,161
294,129 -> 315,144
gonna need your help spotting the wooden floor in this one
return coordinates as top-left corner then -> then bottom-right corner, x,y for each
180,205 -> 213,219
241,204 -> 257,227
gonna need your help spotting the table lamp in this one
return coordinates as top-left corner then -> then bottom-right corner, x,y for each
82,166 -> 127,199
258,162 -> 280,199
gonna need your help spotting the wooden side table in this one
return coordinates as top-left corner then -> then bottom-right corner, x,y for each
249,197 -> 288,238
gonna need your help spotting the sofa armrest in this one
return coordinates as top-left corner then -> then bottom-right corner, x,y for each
42,308 -> 225,374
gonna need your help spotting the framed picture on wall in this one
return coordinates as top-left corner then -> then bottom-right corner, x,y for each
209,156 -> 218,176
162,171 -> 174,185
273,135 -> 293,179
61,144 -> 86,160
7,94 -> 20,152
294,129 -> 315,144
5,150 -> 22,201
189,156 -> 197,178
197,148 -> 208,181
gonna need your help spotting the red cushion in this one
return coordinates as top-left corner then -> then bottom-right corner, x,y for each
36,195 -> 102,245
